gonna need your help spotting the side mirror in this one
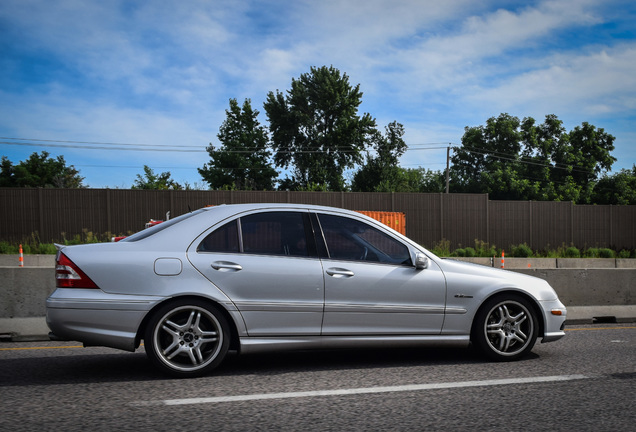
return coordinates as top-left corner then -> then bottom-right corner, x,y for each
415,252 -> 429,270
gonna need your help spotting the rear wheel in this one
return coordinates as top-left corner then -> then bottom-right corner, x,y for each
144,299 -> 230,377
472,294 -> 538,361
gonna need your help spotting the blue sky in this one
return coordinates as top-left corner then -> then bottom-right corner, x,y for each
1,0 -> 635,188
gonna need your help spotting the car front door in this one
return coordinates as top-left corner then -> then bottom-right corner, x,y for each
316,212 -> 447,335
188,210 -> 325,336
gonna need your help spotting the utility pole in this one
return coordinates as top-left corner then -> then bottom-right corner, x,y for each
445,144 -> 451,194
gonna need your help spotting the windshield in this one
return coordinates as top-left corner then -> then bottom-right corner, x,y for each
121,208 -> 207,242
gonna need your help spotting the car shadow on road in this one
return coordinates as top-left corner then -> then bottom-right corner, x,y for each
216,346 -> 540,376
0,350 -> 159,386
0,346 -> 540,385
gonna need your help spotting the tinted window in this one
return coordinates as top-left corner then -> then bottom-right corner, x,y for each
198,220 -> 239,253
318,214 -> 410,265
197,211 -> 313,257
241,212 -> 309,257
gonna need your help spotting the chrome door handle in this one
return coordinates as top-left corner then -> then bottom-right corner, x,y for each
326,267 -> 354,278
211,261 -> 243,271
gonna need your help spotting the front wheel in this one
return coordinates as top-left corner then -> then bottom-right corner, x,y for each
144,299 -> 230,377
472,294 -> 538,361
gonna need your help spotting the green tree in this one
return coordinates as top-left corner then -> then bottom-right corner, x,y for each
401,168 -> 446,193
592,165 -> 636,205
0,151 -> 85,188
199,99 -> 277,190
352,121 -> 407,192
553,122 -> 616,203
264,65 -> 377,191
451,114 -> 616,203
451,113 -> 528,199
132,165 -> 182,190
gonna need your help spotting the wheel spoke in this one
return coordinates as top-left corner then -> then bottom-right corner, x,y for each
184,310 -> 197,329
186,348 -> 198,365
161,337 -> 181,358
200,330 -> 218,343
165,344 -> 185,360
501,335 -> 511,351
193,347 -> 204,364
512,333 -> 526,344
163,319 -> 183,336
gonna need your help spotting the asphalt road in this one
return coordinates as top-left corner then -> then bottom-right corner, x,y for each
1,324 -> 634,431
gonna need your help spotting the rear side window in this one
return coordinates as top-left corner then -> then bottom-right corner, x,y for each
198,220 -> 239,253
197,211 -> 315,257
317,214 -> 411,265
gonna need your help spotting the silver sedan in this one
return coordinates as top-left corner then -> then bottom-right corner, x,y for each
47,204 -> 566,377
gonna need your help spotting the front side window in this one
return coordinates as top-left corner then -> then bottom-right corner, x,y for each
318,214 -> 411,265
198,211 -> 314,257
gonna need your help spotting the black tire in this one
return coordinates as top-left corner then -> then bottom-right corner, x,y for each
471,294 -> 538,361
144,298 -> 230,377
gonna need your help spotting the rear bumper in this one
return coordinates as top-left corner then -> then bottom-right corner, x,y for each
46,288 -> 164,352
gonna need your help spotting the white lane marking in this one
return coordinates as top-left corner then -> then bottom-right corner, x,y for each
136,374 -> 588,406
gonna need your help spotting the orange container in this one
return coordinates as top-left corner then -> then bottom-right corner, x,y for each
356,211 -> 406,235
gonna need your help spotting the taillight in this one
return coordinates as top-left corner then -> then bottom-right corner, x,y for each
55,252 -> 99,289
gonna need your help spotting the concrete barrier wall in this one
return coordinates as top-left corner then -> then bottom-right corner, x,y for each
1,256 -> 635,340
0,254 -> 56,267
512,268 -> 634,306
454,257 -> 636,269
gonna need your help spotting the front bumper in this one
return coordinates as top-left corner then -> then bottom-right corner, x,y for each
540,298 -> 567,343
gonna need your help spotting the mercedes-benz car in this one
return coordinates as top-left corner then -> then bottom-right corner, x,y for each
47,203 -> 566,377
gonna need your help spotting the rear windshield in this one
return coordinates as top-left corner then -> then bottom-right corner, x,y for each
121,208 -> 207,242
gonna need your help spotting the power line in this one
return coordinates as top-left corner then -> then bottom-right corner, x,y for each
4,136 -> 605,176
1,141 -> 207,153
0,136 -> 203,148
458,145 -> 600,175
1,138 -> 452,154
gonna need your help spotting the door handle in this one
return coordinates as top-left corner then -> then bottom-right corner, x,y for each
326,267 -> 354,278
211,261 -> 243,272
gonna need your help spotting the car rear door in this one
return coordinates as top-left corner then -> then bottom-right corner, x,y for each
316,212 -> 447,335
188,210 -> 325,336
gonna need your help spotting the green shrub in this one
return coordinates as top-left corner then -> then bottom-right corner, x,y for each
598,248 -> 615,258
584,248 -> 600,258
511,243 -> 533,258
564,246 -> 581,258
618,249 -> 631,258
431,239 -> 451,257
464,247 -> 476,257
453,248 -> 466,257
36,243 -> 58,255
0,241 -> 18,254
474,240 -> 497,257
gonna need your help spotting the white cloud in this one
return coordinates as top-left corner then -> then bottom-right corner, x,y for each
466,43 -> 636,117
387,0 -> 605,93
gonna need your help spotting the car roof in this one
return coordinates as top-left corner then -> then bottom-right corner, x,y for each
200,203 -> 366,217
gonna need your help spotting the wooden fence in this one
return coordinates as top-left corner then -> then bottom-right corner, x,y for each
1,188 -> 635,251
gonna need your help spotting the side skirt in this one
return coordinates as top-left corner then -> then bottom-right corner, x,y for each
238,334 -> 470,355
